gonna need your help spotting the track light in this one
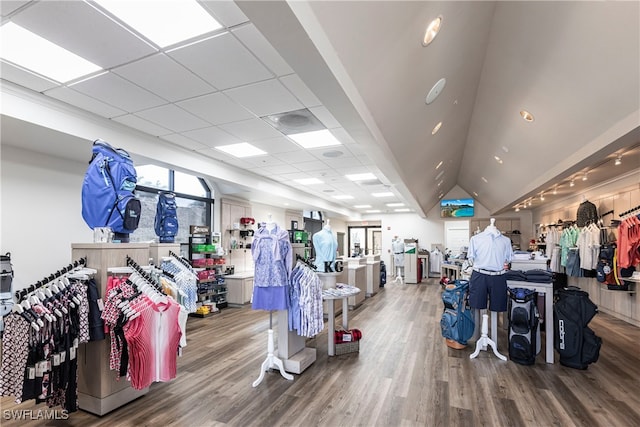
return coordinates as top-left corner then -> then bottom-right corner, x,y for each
515,205 -> 520,212
570,179 -> 575,187
582,172 -> 588,181
540,192 -> 545,201
553,187 -> 558,195
615,155 -> 622,166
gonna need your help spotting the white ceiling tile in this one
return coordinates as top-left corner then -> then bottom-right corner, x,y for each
232,24 -> 294,76
1,1 -> 31,17
161,134 -> 209,151
45,86 -> 126,118
181,126 -> 241,147
277,149 -> 319,163
11,1 -> 156,69
293,160 -> 331,172
168,32 -> 273,90
135,104 -> 210,133
249,136 -> 300,154
253,164 -> 300,175
224,79 -> 303,116
328,127 -> 357,145
280,74 -> 322,107
113,54 -> 215,102
1,61 -> 59,92
242,155 -> 286,167
70,72 -> 166,112
200,151 -> 254,169
309,148 -> 351,161
199,0 -> 249,27
276,172 -> 313,181
218,118 -> 282,141
326,157 -> 362,169
112,114 -> 172,137
176,92 -> 254,125
309,105 -> 341,128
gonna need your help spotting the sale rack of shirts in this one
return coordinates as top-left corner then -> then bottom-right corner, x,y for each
288,260 -> 324,338
617,207 -> 640,269
160,252 -> 198,313
101,263 -> 183,391
0,259 -> 97,412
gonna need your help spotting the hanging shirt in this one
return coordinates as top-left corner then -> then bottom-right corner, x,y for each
251,223 -> 292,311
313,227 -> 338,272
468,228 -> 513,271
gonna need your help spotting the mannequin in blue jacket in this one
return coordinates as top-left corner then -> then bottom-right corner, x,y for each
313,220 -> 338,272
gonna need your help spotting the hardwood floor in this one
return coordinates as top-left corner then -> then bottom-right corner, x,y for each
2,279 -> 639,426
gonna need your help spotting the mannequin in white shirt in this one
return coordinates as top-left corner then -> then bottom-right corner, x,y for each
313,220 -> 338,272
392,236 -> 405,284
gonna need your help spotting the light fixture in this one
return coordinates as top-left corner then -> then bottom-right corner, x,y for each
435,160 -> 443,170
553,187 -> 558,195
215,142 -> 266,158
294,178 -> 324,185
332,195 -> 354,200
515,205 -> 520,212
425,78 -> 446,105
473,192 -> 478,197
386,203 -> 405,207
94,0 -> 223,48
366,209 -> 382,213
422,16 -> 442,46
570,179 -> 575,187
0,22 -> 102,83
289,129 -> 342,149
520,110 -> 534,122
615,155 -> 622,166
494,155 -> 503,164
481,177 -> 488,183
582,172 -> 588,181
432,121 -> 443,135
528,200 -> 532,207
345,173 -> 376,181
437,180 -> 444,187
354,204 -> 372,209
372,192 -> 394,198
394,208 -> 411,212
540,192 -> 545,201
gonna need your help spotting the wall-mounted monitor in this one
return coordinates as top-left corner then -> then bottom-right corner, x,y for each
440,198 -> 474,218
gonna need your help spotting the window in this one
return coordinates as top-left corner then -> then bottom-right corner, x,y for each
132,165 -> 213,244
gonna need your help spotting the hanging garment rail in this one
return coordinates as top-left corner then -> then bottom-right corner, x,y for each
126,256 -> 162,291
295,254 -> 317,270
169,251 -> 192,270
619,205 -> 640,217
15,257 -> 87,301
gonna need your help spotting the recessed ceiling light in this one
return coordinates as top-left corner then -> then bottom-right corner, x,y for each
432,121 -> 443,135
395,208 -> 411,212
437,180 -> 444,187
289,129 -> 342,149
0,22 -> 102,83
438,193 -> 444,199
435,170 -> 445,181
372,192 -> 394,198
294,178 -> 324,185
215,142 -> 266,158
94,0 -> 223,47
354,204 -> 372,209
502,146 -> 510,153
473,192 -> 478,197
615,155 -> 622,166
332,195 -> 354,200
345,173 -> 377,181
481,177 -> 488,183
322,150 -> 344,158
435,160 -> 443,170
425,78 -> 446,105
366,209 -> 381,213
520,110 -> 534,122
494,156 -> 503,164
422,16 -> 442,46
386,203 -> 405,207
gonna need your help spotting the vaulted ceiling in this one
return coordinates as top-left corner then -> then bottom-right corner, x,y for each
1,1 -> 639,218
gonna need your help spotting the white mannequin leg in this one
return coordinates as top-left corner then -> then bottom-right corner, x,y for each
394,266 -> 404,284
253,314 -> 294,387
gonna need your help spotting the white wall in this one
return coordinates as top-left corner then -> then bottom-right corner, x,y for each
250,202 -> 287,228
1,145 -> 92,291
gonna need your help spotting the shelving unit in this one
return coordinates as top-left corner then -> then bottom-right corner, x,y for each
188,225 -> 227,310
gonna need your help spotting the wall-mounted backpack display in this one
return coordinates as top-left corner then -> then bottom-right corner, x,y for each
81,139 -> 141,237
155,191 -> 179,243
440,279 -> 474,348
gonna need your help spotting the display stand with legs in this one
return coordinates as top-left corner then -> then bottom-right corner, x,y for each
470,310 -> 506,361
253,311 -> 294,387
394,267 -> 404,285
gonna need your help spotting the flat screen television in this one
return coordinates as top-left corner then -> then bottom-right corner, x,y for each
440,198 -> 474,218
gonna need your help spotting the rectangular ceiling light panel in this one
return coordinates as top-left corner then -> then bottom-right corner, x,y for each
345,172 -> 376,181
215,142 -> 266,158
332,195 -> 354,200
294,178 -> 324,185
289,129 -> 342,149
94,0 -> 223,47
0,22 -> 101,82
372,192 -> 394,197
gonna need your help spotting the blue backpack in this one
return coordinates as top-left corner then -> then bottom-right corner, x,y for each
81,139 -> 141,235
440,279 -> 475,346
154,191 -> 179,243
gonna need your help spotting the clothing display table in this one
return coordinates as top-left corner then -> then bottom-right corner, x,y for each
322,288 -> 360,356
441,263 -> 461,281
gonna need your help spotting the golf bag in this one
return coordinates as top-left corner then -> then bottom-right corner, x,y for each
507,287 -> 540,365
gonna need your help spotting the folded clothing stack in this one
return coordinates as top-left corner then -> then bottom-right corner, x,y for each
505,270 -> 527,281
335,328 -> 362,344
524,269 -> 553,283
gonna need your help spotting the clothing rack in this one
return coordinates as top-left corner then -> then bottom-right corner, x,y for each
169,250 -> 192,270
15,257 -> 87,300
619,205 -> 640,217
295,254 -> 317,270
126,256 -> 162,291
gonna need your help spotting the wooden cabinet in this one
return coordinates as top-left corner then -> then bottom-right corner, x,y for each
226,274 -> 254,306
470,218 -> 521,250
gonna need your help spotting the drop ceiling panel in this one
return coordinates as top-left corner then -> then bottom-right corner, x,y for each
293,160 -> 331,172
232,24 -> 294,76
113,54 -> 215,102
44,86 -> 126,118
1,61 -> 59,92
168,32 -> 273,90
280,74 -> 322,107
176,92 -> 254,125
135,104 -> 210,133
199,0 -> 249,27
182,126 -> 241,147
11,1 -> 156,69
70,72 -> 166,112
1,1 -> 31,17
249,136 -> 299,154
218,118 -> 283,141
112,114 -> 172,137
242,155 -> 286,168
308,105 -> 340,128
223,79 -> 303,117
253,164 -> 300,175
161,134 -> 209,151
277,149 -> 318,163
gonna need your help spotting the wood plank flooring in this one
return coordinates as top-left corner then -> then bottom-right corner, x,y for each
2,279 -> 639,426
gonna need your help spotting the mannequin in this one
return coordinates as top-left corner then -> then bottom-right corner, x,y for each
467,218 -> 512,360
392,236 -> 405,284
312,219 -> 338,272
